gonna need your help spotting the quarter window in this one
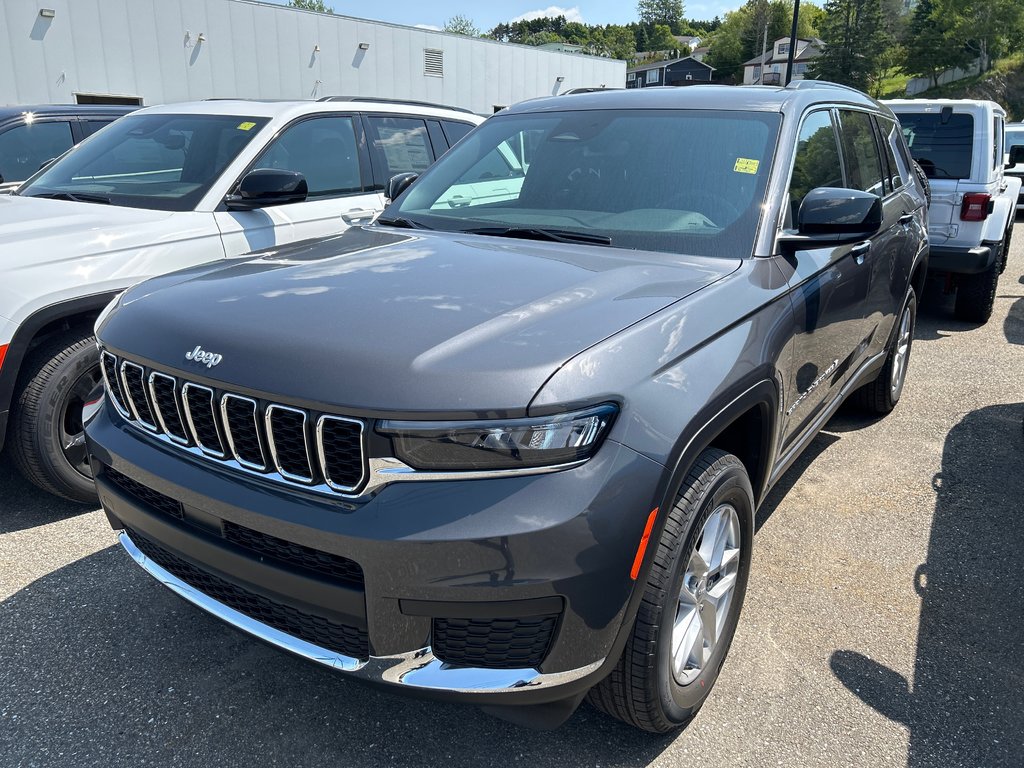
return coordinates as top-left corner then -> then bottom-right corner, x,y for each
0,121 -> 74,184
838,110 -> 884,196
255,116 -> 362,199
876,116 -> 906,193
789,110 -> 842,219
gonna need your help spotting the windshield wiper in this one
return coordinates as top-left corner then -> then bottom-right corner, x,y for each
464,226 -> 612,246
375,215 -> 429,230
23,191 -> 112,205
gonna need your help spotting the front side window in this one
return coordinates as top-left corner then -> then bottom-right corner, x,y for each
0,121 -> 74,184
391,109 -> 780,259
838,110 -> 884,196
19,113 -> 270,210
789,110 -> 842,218
897,111 -> 974,180
255,115 -> 362,198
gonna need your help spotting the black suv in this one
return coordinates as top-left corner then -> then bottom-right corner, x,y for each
86,83 -> 928,732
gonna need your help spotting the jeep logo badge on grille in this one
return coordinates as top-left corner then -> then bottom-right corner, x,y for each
185,345 -> 223,368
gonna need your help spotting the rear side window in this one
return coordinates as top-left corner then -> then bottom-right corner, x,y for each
365,116 -> 434,181
0,121 -> 74,184
789,110 -> 842,215
81,119 -> 116,138
876,116 -> 907,192
897,112 -> 974,180
838,110 -> 884,196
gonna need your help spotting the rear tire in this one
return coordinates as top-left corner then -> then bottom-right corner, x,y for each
854,290 -> 916,414
587,449 -> 754,733
9,332 -> 101,503
953,245 -> 1000,324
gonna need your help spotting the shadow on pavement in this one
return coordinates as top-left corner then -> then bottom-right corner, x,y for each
0,453 -> 94,534
0,546 -> 674,768
830,404 -> 1024,767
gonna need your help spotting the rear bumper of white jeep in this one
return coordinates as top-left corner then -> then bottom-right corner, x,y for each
928,244 -> 995,275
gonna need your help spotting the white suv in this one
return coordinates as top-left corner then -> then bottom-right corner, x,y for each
0,97 -> 482,501
1005,121 -> 1024,212
884,99 -> 1021,323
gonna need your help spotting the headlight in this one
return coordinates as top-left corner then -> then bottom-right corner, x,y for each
377,404 -> 618,471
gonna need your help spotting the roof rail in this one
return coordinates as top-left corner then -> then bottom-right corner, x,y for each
784,80 -> 867,97
315,96 -> 474,114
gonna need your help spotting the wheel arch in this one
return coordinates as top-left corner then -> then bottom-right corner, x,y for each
0,291 -> 121,452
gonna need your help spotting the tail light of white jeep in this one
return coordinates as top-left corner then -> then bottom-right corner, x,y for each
960,193 -> 992,222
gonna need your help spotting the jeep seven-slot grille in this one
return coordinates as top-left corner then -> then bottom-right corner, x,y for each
126,526 -> 369,659
101,351 -> 366,495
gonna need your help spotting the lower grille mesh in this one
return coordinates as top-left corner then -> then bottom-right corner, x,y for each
105,467 -> 184,521
432,614 -> 559,669
126,527 -> 369,659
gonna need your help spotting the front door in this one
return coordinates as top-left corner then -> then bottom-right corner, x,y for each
214,114 -> 384,256
776,109 -> 875,448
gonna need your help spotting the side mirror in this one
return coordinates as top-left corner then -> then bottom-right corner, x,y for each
385,172 -> 418,202
1005,145 -> 1024,169
797,187 -> 881,237
225,168 -> 307,211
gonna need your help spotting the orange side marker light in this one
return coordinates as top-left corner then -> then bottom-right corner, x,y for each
630,507 -> 659,580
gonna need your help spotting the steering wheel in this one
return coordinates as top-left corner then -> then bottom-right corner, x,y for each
663,191 -> 743,227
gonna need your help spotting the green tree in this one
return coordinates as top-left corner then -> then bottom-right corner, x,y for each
904,0 -> 961,86
444,15 -> 480,37
932,0 -> 1024,72
637,0 -> 686,29
809,0 -> 885,91
288,0 -> 334,12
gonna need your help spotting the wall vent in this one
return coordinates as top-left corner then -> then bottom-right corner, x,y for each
424,48 -> 444,77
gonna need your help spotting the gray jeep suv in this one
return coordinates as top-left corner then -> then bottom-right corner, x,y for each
85,83 -> 928,732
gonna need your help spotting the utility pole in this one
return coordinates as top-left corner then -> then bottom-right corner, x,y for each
758,24 -> 768,83
784,0 -> 800,85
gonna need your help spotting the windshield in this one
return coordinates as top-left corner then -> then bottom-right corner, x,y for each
896,112 -> 974,180
389,109 -> 780,258
19,113 -> 270,211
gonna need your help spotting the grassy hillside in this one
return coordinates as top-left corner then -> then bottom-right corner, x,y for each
913,54 -> 1024,120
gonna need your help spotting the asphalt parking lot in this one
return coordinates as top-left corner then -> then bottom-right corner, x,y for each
2,223 -> 1023,768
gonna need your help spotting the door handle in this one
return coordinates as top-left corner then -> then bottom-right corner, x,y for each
851,241 -> 871,265
898,212 -> 914,225
341,209 -> 378,224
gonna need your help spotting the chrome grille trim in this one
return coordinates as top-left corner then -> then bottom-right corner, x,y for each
181,383 -> 226,458
148,372 -> 190,445
265,404 -> 314,484
316,415 -> 366,493
100,351 -> 131,419
220,394 -> 267,471
120,361 -> 158,432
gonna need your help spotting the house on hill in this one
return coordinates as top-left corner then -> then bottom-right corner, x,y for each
743,37 -> 823,85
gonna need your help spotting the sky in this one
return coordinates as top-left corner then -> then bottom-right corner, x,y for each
261,1 -> 765,32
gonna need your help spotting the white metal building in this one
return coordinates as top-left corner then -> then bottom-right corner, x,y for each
0,0 -> 625,114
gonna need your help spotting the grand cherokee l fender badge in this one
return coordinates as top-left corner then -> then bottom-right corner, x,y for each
185,345 -> 223,368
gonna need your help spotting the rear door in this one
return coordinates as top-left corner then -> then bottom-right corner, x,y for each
895,109 -> 974,247
214,113 -> 383,256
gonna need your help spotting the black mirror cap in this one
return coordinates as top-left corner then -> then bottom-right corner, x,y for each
797,187 -> 882,237
385,172 -> 419,202
1006,145 -> 1024,169
226,168 -> 308,210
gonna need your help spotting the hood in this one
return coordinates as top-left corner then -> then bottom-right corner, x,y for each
0,194 -> 177,269
100,227 -> 738,416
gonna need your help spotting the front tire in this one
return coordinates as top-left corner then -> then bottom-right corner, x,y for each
9,332 -> 102,503
587,449 -> 754,733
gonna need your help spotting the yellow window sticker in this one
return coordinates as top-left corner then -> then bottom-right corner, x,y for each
237,121 -> 257,131
734,158 -> 759,174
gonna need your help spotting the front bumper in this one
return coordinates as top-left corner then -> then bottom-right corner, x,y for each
927,244 -> 994,275
88,403 -> 665,705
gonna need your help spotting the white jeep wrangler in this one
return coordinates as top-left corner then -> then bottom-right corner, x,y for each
0,98 -> 481,502
885,99 -> 1021,323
